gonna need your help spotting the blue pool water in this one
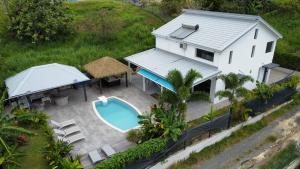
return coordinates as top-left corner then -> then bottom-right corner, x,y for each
94,98 -> 140,132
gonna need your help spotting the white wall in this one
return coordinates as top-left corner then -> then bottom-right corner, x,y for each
155,22 -> 279,104
156,37 -> 220,67
212,23 -> 278,103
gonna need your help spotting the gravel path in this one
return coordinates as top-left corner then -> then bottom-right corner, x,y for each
193,104 -> 300,169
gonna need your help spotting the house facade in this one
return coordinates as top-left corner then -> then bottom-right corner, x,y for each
125,9 -> 282,103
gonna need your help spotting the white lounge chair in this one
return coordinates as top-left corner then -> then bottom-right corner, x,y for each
58,133 -> 85,144
88,150 -> 104,164
51,119 -> 76,129
54,126 -> 81,136
101,144 -> 116,157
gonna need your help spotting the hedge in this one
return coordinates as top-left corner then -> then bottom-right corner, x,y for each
94,138 -> 166,169
273,53 -> 300,71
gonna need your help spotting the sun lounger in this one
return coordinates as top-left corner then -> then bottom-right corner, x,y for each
58,133 -> 85,144
51,119 -> 76,129
101,144 -> 116,157
54,126 -> 81,136
88,150 -> 104,164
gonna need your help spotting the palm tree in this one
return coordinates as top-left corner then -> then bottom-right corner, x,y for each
159,69 -> 209,120
216,73 -> 253,105
0,112 -> 32,156
216,73 -> 253,121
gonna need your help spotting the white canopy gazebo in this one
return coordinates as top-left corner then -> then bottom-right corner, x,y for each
5,63 -> 90,102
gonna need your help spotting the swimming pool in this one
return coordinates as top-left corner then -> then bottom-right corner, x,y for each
93,97 -> 141,132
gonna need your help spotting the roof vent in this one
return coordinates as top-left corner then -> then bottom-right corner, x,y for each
170,24 -> 199,39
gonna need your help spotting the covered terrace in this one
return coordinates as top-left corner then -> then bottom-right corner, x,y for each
125,48 -> 221,102
4,63 -> 90,109
84,57 -> 130,93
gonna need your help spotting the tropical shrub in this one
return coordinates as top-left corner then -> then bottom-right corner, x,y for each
273,53 -> 300,71
194,0 -> 223,11
60,158 -> 83,169
13,109 -> 48,128
160,69 -> 209,121
216,73 -> 253,121
160,0 -> 183,16
94,138 -> 166,169
138,106 -> 186,142
8,0 -> 73,43
254,81 -> 274,103
0,109 -> 32,168
43,139 -> 78,168
126,129 -> 143,144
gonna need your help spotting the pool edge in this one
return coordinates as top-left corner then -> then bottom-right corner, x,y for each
92,96 -> 142,133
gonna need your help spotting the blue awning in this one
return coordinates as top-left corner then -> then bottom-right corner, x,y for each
137,69 -> 175,92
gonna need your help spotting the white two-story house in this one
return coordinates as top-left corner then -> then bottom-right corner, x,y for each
125,9 -> 282,103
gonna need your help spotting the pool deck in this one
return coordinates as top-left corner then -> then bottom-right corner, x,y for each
45,83 -> 156,168
43,68 -> 292,168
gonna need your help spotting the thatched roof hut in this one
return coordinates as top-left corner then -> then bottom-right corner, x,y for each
84,57 -> 130,79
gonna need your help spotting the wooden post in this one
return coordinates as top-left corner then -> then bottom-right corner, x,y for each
125,73 -> 128,87
99,78 -> 103,94
83,85 -> 87,102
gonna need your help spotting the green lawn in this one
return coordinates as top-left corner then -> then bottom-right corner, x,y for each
262,9 -> 300,55
0,0 -> 163,86
16,129 -> 49,169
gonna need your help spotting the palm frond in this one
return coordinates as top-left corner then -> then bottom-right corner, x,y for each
0,137 -> 11,155
238,75 -> 253,86
216,90 -> 234,101
184,69 -> 201,87
0,126 -> 33,136
166,69 -> 183,90
159,90 -> 178,104
236,87 -> 250,98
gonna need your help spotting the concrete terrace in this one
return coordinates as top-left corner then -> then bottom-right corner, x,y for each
45,82 -> 156,167
43,68 -> 292,167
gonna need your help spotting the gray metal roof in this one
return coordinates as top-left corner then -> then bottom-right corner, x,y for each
152,9 -> 282,52
125,48 -> 221,85
5,63 -> 90,98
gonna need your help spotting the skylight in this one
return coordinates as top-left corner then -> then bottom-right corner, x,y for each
170,24 -> 199,39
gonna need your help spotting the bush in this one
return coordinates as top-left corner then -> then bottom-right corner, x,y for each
13,109 -> 48,128
94,138 -> 166,169
160,0 -> 183,16
273,53 -> 300,71
8,0 -> 73,43
126,129 -> 143,144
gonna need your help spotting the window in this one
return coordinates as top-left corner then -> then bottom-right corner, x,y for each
196,49 -> 214,62
266,41 -> 274,53
228,51 -> 233,64
254,29 -> 258,39
251,45 -> 256,58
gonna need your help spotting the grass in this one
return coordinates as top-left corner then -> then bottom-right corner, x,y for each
262,8 -> 300,56
0,0 -> 163,86
259,143 -> 299,169
169,93 -> 300,169
16,129 -> 49,169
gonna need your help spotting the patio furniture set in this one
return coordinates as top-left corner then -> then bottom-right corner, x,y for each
50,119 -> 117,165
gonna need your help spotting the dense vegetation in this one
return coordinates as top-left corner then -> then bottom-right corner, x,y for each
0,0 -> 163,89
94,138 -> 166,169
8,0 -> 73,43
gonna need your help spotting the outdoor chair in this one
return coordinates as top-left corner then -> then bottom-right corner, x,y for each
88,150 -> 104,164
51,119 -> 76,129
54,126 -> 81,137
101,144 -> 116,157
57,133 -> 85,144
